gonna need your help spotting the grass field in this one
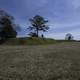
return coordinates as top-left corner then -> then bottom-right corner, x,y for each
1,37 -> 75,45
0,42 -> 80,80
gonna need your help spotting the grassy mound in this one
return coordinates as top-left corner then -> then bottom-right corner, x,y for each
1,37 -> 76,45
2,37 -> 57,45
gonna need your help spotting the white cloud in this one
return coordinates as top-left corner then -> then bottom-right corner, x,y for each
45,28 -> 80,40
37,0 -> 48,7
72,0 -> 80,9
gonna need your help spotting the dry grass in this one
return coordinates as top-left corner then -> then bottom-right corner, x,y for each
0,42 -> 80,80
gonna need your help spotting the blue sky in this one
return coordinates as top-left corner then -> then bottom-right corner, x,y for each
0,0 -> 80,40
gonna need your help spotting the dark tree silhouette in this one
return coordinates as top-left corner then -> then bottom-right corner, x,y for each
28,15 -> 49,37
29,32 -> 38,37
41,34 -> 44,38
0,10 -> 17,40
65,33 -> 74,40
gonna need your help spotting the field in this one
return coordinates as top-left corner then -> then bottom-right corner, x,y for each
0,42 -> 80,80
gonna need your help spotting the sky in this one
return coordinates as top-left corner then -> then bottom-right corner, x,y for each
0,0 -> 80,40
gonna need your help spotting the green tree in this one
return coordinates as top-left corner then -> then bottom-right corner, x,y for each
0,10 -> 17,40
28,15 -> 49,37
65,33 -> 74,40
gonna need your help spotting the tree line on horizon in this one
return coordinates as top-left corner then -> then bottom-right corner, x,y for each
0,10 -> 49,39
0,10 -> 73,43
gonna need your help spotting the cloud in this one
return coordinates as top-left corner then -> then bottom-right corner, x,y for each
71,0 -> 80,9
45,28 -> 80,40
36,0 -> 48,7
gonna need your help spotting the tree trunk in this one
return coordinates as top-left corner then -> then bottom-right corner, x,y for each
36,29 -> 38,37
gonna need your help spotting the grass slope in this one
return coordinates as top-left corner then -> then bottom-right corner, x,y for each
2,37 -> 57,45
2,37 -> 76,45
0,42 -> 80,80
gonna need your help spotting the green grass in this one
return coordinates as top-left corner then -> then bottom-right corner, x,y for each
2,37 -> 57,45
1,37 -> 76,45
0,42 -> 80,80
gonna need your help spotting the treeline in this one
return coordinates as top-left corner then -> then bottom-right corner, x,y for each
0,10 -> 74,44
0,10 -> 49,43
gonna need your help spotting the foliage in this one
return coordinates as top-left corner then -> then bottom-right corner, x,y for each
65,33 -> 74,40
28,15 -> 49,37
0,10 -> 17,41
28,32 -> 38,37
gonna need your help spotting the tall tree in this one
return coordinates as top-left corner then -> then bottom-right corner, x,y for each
0,10 -> 17,40
28,15 -> 49,37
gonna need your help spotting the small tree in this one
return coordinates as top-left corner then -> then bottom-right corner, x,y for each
28,15 -> 49,37
29,32 -> 38,37
65,33 -> 74,40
